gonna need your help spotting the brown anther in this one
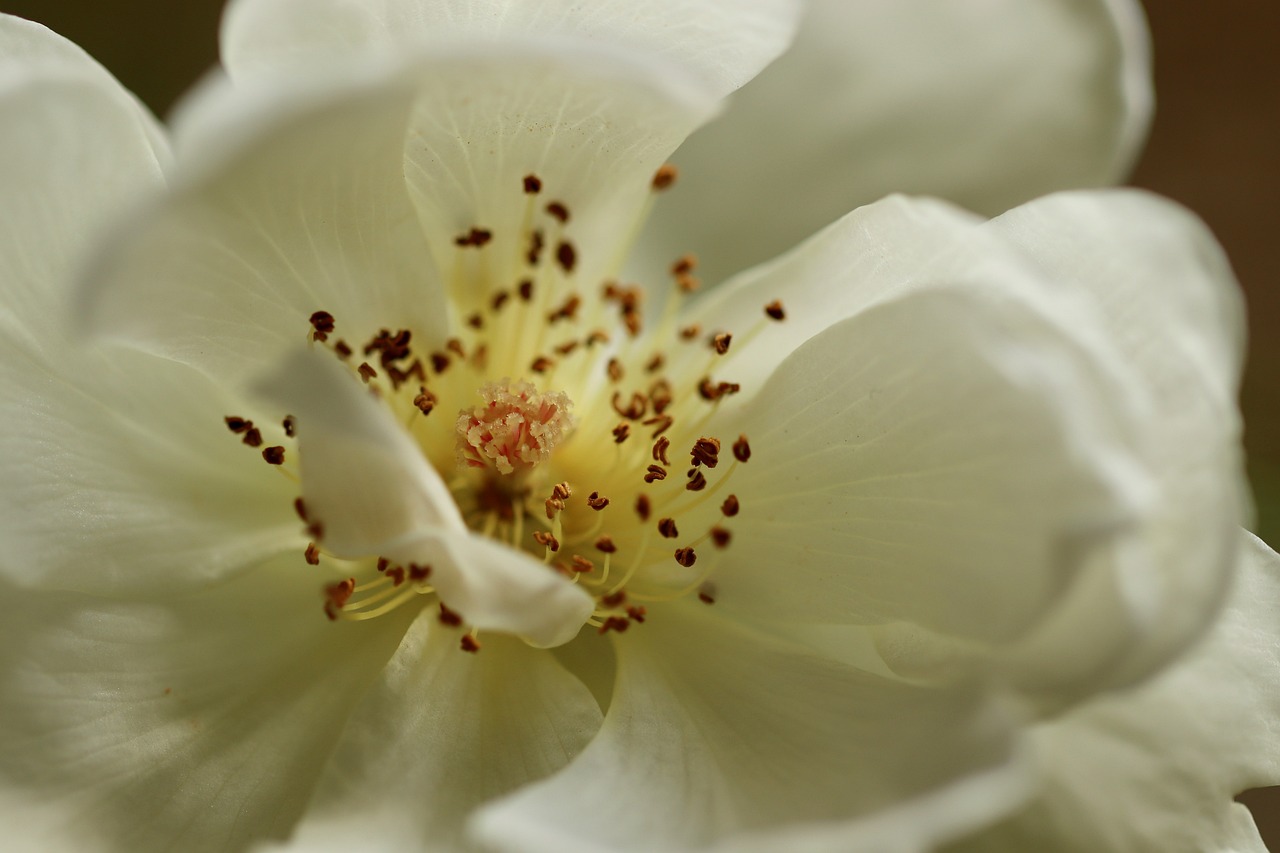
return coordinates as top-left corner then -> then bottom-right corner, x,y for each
710,526 -> 732,548
612,422 -> 631,444
635,494 -> 652,521
446,338 -> 466,359
491,290 -> 511,311
523,174 -> 542,194
690,436 -> 721,468
571,555 -> 595,574
438,603 -> 463,627
552,482 -> 573,501
545,497 -> 565,519
282,415 -> 297,438
304,543 -> 320,565
377,557 -> 390,572
460,634 -> 481,653
623,310 -> 642,337
733,435 -> 752,463
430,352 -> 451,373
625,605 -> 647,624
586,329 -> 611,347
472,344 -> 489,369
294,497 -> 309,522
698,378 -> 741,402
671,254 -> 697,276
698,582 -> 716,604
224,416 -> 251,434
357,362 -> 377,383
645,353 -> 665,373
607,358 -> 624,383
530,356 -> 555,374
325,578 -> 355,609
644,464 -> 668,484
676,274 -> 701,294
555,241 -> 577,273
764,299 -> 786,321
262,446 -> 286,465
686,470 -> 708,492
642,414 -> 674,437
548,294 -> 581,323
595,535 -> 617,554
711,333 -> 732,355
408,563 -> 431,581
243,427 -> 264,448
657,517 -> 679,539
518,279 -> 535,301
467,312 -> 484,330
652,436 -> 671,465
586,491 -> 610,511
307,521 -> 325,541
652,163 -> 678,190
554,340 -> 580,356
334,339 -> 353,359
413,388 -> 437,415
611,391 -> 648,420
721,494 -> 740,517
598,616 -> 630,635
649,379 -> 674,414
674,547 -> 697,567
526,232 -> 544,266
545,201 -> 570,223
679,324 -> 701,341
454,227 -> 492,247
387,566 -> 406,587
533,530 -> 561,552
309,310 -> 335,340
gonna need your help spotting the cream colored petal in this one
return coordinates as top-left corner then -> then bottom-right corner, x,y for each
264,616 -> 601,851
472,602 -> 1028,852
221,0 -> 800,99
716,289 -> 1145,646
640,0 -> 1152,285
0,17 -> 295,595
947,533 -> 1279,853
0,552 -> 412,852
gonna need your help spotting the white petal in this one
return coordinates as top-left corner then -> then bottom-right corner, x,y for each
987,189 -> 1247,692
0,26 -> 295,594
80,43 -> 717,385
472,602 -> 1028,852
947,533 -> 1280,853
221,0 -> 801,99
266,616 -> 601,851
640,0 -> 1153,285
716,289 -> 1146,645
256,348 -> 464,556
0,552 -> 411,852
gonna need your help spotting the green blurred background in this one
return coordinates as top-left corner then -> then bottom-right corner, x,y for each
4,0 -> 1279,842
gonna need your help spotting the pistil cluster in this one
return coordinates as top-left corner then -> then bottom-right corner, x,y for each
223,169 -> 786,651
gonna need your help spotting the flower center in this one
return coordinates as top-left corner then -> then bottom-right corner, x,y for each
223,169 -> 788,651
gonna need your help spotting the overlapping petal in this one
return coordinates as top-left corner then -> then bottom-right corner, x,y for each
220,0 -> 800,99
472,602 -> 1028,852
0,14 -> 298,595
0,552 -> 413,853
640,0 -> 1153,285
266,618 -> 602,851
947,533 -> 1280,853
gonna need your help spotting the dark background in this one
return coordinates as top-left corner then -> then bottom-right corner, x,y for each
4,0 -> 1278,844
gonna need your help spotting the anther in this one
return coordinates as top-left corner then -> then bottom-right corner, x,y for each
304,543 -> 320,565
711,527 -> 732,548
225,416 -> 251,434
587,492 -> 610,511
612,422 -> 631,444
545,497 -> 565,519
554,340 -> 580,357
243,427 -> 264,448
545,201 -> 570,223
548,295 -> 581,323
309,310 -> 335,341
533,531 -> 561,552
262,446 -> 286,465
642,414 -> 674,437
626,605 -> 647,623
518,279 -> 535,301
491,291 -> 511,311
526,232 -> 544,266
357,362 -> 377,383
686,470 -> 707,492
294,497 -> 309,522
644,465 -> 668,484
530,356 -> 555,374
555,241 -> 577,273
657,517 -> 679,539
733,435 -> 752,463
413,387 -> 437,415
671,254 -> 696,276
711,333 -> 732,355
721,494 -> 740,517
282,415 -> 297,438
523,174 -> 543,194
607,358 -> 624,383
653,436 -> 671,464
552,482 -> 573,501
612,391 -> 648,420
698,582 -> 716,604
645,354 -> 665,373
595,535 -> 617,553
377,558 -> 390,572
652,164 -> 678,191
675,547 -> 697,567
601,591 -> 627,608
454,227 -> 492,247
408,563 -> 431,581
467,312 -> 484,330
387,566 -> 406,586
571,555 -> 595,574
430,352 -> 451,373
679,324 -> 702,341
445,338 -> 466,359
690,437 -> 721,468
438,603 -> 463,627
649,380 -> 674,414
635,494 -> 652,521
460,634 -> 481,653
764,300 -> 786,321
598,616 -> 630,634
